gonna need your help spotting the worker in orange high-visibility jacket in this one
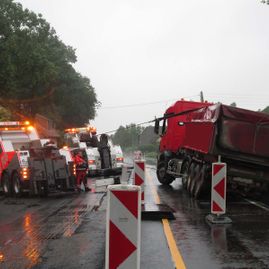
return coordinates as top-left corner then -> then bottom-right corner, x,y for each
73,151 -> 89,191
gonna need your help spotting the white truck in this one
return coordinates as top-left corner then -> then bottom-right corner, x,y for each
63,127 -> 123,177
0,121 -> 74,196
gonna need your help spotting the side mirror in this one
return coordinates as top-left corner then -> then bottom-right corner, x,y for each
154,119 -> 160,135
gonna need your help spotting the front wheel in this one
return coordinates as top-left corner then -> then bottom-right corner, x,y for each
2,173 -> 11,196
13,172 -> 23,197
157,161 -> 174,185
181,158 -> 191,189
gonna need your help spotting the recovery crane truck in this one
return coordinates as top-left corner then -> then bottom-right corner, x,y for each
62,126 -> 123,178
155,100 -> 269,198
0,121 -> 75,197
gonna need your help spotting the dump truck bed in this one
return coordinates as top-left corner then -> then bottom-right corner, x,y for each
183,104 -> 269,167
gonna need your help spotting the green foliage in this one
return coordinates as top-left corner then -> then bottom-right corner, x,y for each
112,124 -> 144,149
230,102 -> 237,107
112,124 -> 158,156
0,0 -> 98,128
0,106 -> 12,121
262,106 -> 269,114
138,143 -> 158,153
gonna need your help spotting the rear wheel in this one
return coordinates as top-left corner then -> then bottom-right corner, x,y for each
181,158 -> 191,189
193,164 -> 211,199
157,161 -> 174,185
12,172 -> 23,197
190,164 -> 202,197
187,162 -> 196,193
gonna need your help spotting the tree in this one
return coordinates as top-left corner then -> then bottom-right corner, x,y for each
262,106 -> 269,114
0,106 -> 12,121
230,102 -> 237,107
0,0 -> 98,128
112,124 -> 144,150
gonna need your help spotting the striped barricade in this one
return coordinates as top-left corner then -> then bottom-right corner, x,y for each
134,161 -> 145,203
106,185 -> 141,269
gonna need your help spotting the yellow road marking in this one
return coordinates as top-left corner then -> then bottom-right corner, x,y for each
146,171 -> 161,205
146,171 -> 186,269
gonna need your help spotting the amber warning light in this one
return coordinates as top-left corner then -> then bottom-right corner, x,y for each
20,167 -> 29,180
0,121 -> 32,131
65,126 -> 97,134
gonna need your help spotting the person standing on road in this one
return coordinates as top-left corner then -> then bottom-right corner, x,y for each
73,151 -> 89,191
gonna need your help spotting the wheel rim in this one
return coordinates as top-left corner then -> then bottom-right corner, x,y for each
158,166 -> 166,179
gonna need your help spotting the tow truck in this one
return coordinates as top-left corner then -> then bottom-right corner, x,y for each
62,126 -> 123,177
0,121 -> 75,196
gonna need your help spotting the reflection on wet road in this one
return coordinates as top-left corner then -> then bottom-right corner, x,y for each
0,192 -> 106,269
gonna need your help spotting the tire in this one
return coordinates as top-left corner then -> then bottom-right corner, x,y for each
187,162 -> 196,193
181,158 -> 191,189
194,164 -> 211,199
12,172 -> 23,197
157,161 -> 174,185
190,164 -> 202,197
2,173 -> 11,196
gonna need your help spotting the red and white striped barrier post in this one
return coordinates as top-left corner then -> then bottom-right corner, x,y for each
134,160 -> 145,203
206,157 -> 232,224
106,185 -> 141,269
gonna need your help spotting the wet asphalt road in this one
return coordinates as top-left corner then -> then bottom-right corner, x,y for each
146,165 -> 269,269
1,164 -> 269,268
0,178 -> 173,269
0,191 -> 107,269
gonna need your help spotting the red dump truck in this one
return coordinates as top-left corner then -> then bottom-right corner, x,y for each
154,100 -> 269,198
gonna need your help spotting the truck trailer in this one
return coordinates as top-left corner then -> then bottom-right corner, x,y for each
155,100 -> 269,198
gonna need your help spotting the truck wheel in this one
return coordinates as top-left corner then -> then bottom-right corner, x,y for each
194,164 -> 211,199
12,172 -> 23,197
187,162 -> 196,193
190,164 -> 202,197
181,158 -> 191,189
157,161 -> 174,185
191,164 -> 203,198
2,173 -> 11,196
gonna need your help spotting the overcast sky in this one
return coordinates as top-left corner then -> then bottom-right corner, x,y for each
17,0 -> 269,133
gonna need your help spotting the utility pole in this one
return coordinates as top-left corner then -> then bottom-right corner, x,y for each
200,91 -> 204,102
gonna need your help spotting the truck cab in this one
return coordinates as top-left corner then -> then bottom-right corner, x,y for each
154,100 -> 212,185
